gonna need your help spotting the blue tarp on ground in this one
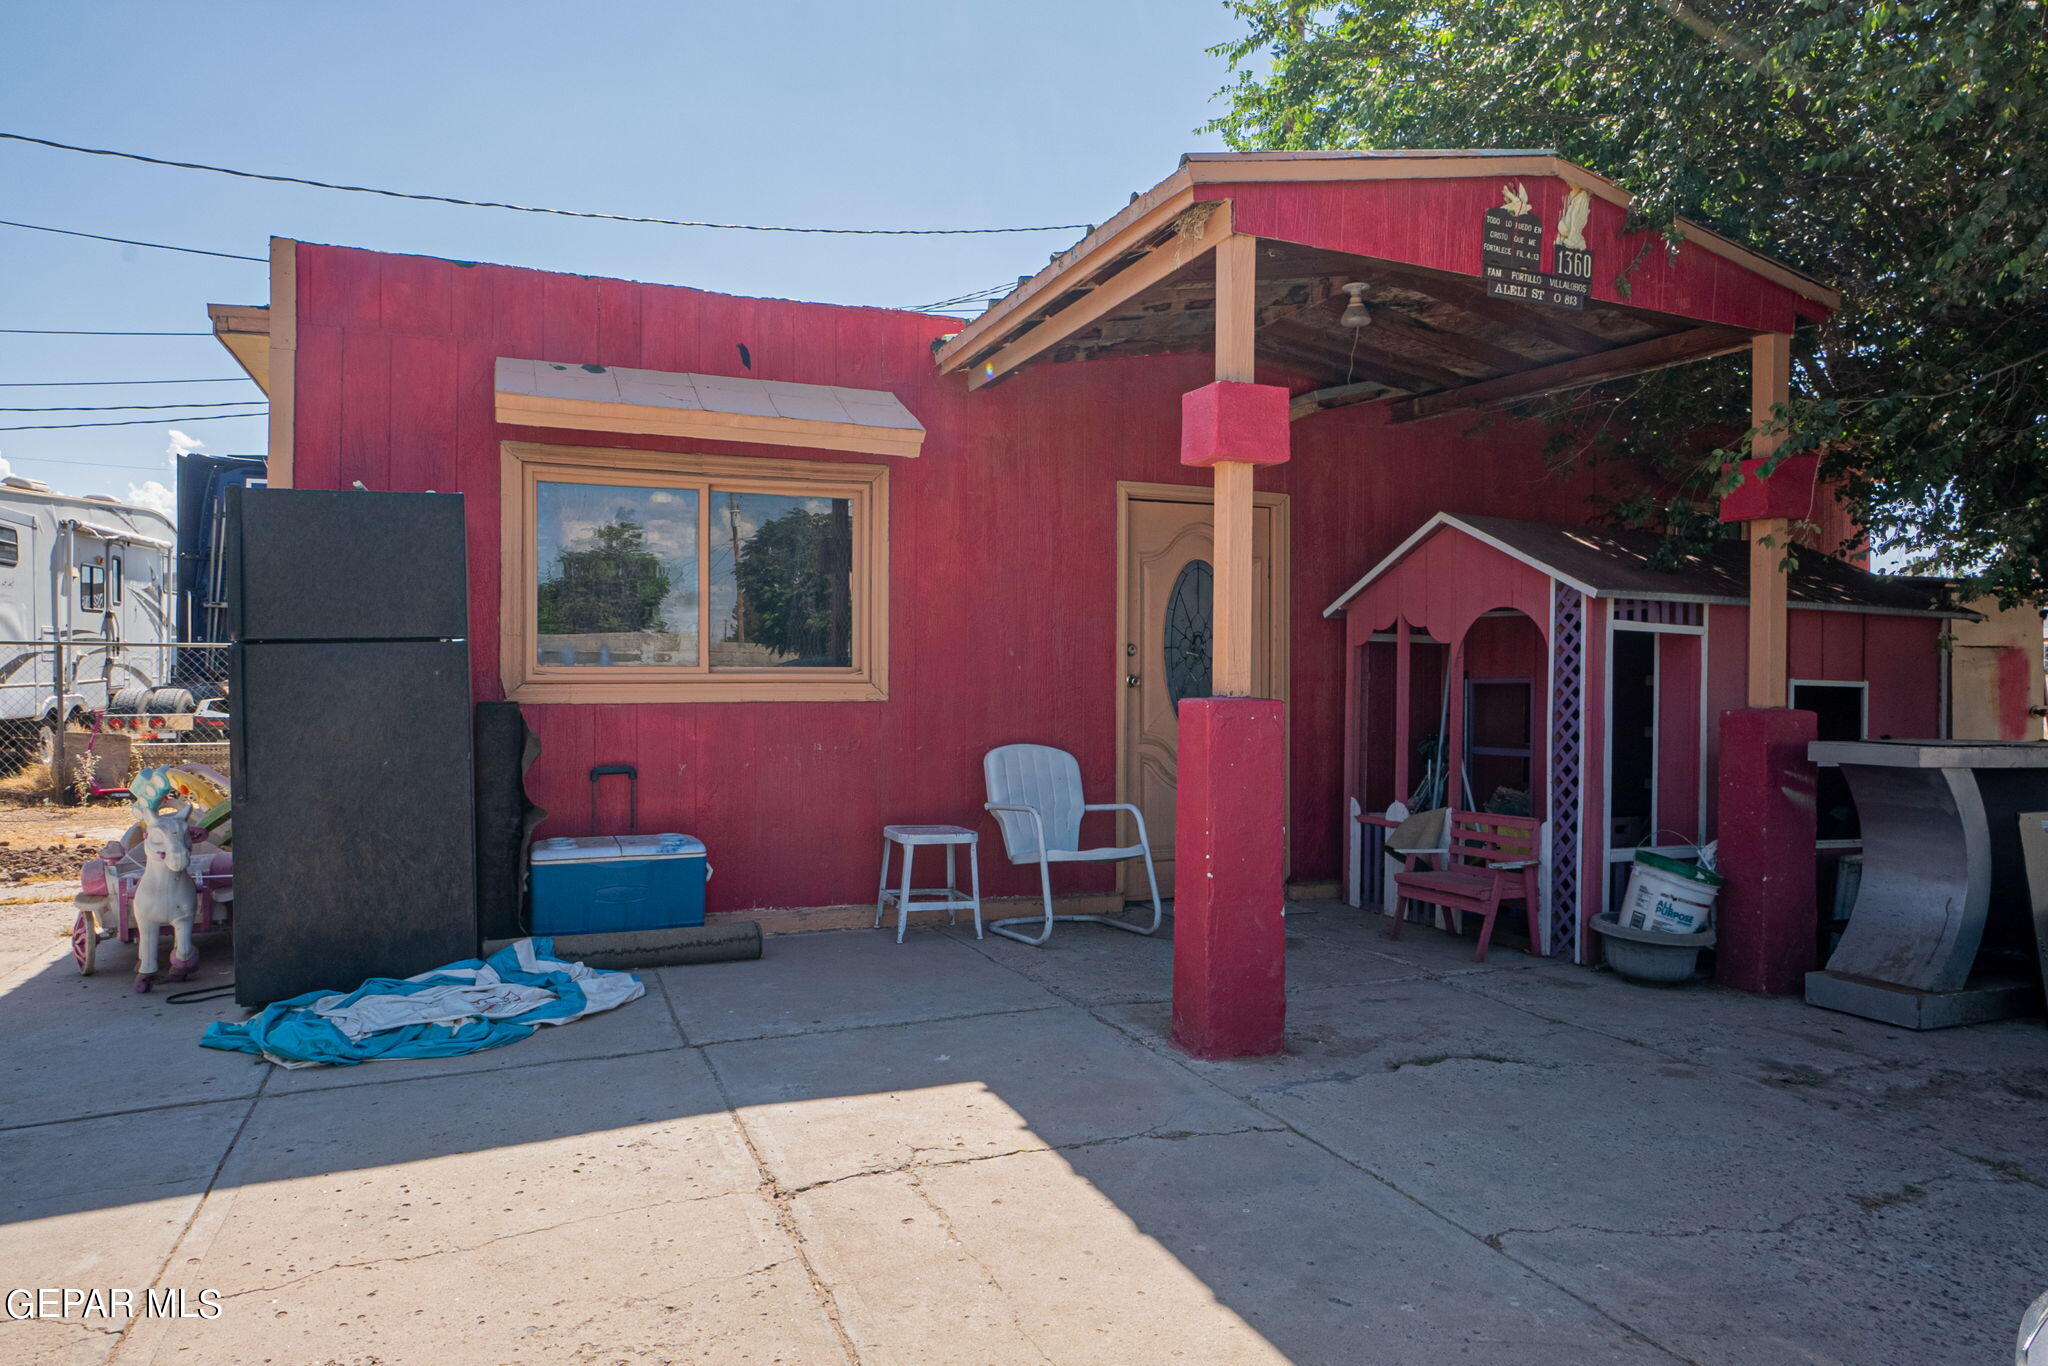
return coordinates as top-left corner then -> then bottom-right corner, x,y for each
201,938 -> 645,1067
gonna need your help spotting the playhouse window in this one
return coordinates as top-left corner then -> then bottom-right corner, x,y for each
503,441 -> 887,703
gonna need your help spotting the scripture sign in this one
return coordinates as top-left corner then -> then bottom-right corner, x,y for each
1481,182 -> 1594,310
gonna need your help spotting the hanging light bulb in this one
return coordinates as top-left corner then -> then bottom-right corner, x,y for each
1339,282 -> 1373,329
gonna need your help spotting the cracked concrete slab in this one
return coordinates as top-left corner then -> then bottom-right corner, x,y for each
0,942 -> 257,1129
147,1188 -> 847,1365
1231,1034 -> 1969,1242
1500,1168 -> 2048,1365
940,914 -> 1429,1005
5,909 -> 2045,1364
909,1132 -> 1671,1364
1097,970 -> 1655,1096
658,927 -> 1063,1044
1454,955 -> 2045,1078
709,1005 -> 1270,1190
0,1098 -> 250,1366
200,1051 -> 757,1275
0,898 -> 74,984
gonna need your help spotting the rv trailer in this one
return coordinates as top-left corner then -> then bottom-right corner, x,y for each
0,476 -> 178,768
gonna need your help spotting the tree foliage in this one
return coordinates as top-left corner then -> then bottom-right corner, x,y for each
537,516 -> 670,637
1210,0 -> 2048,598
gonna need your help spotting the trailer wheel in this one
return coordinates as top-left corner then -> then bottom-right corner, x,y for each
109,685 -> 150,715
143,686 -> 197,715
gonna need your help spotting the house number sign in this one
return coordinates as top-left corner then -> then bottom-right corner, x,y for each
1481,182 -> 1594,309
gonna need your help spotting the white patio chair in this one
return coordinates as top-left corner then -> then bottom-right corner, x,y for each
982,743 -> 1164,946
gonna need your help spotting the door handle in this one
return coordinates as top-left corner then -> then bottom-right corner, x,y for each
1126,674 -> 1141,688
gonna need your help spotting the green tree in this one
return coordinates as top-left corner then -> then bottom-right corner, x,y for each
537,516 -> 670,636
1211,0 -> 2048,598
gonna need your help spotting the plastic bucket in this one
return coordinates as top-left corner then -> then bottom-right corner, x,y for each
1617,850 -> 1722,935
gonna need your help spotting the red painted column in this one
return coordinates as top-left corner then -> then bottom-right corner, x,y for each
1172,697 -> 1287,1058
1714,707 -> 1819,995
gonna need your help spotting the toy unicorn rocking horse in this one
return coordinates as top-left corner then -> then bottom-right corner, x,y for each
130,797 -> 200,992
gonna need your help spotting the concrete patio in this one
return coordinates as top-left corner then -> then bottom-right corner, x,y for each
3,895 -> 2045,1365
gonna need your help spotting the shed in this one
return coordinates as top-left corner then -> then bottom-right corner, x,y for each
1326,512 -> 1975,962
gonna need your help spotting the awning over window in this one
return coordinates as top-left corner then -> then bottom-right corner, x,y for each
494,358 -> 924,458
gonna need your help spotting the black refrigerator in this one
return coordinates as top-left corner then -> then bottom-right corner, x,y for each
227,488 -> 477,1006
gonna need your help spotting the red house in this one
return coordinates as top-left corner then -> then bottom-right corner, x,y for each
210,150 -> 2016,1056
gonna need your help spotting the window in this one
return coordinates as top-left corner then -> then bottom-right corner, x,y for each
1793,680 -> 1868,841
0,526 -> 16,569
503,442 -> 888,702
109,555 -> 123,606
79,562 -> 106,612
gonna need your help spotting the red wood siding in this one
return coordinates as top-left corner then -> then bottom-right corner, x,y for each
1203,177 -> 1808,334
291,242 -> 1710,914
1702,603 -> 1945,828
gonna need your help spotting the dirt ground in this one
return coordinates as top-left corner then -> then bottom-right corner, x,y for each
0,775 -> 133,885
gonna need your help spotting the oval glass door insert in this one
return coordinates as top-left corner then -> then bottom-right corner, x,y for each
1163,558 -> 1213,709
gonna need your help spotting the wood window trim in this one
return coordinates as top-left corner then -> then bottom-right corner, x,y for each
500,440 -> 889,703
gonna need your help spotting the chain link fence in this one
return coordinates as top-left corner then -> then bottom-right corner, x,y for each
0,640 -> 231,801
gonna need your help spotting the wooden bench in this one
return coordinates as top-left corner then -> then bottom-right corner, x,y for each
1390,810 -> 1541,962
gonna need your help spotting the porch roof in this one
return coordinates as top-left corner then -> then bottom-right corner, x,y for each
1323,513 -> 1976,621
933,151 -> 1837,419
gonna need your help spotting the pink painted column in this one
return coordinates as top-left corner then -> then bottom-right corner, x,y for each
1174,376 -> 1290,1059
1172,698 -> 1288,1058
1715,707 -> 1818,994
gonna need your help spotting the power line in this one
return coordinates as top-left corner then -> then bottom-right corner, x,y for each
0,218 -> 265,262
0,454 -> 204,472
0,377 -> 253,387
0,328 -> 212,336
2,130 -> 1094,237
0,400 -> 270,412
906,282 -> 1015,310
0,409 -> 265,432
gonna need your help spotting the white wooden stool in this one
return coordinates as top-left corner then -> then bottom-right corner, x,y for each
876,825 -> 983,943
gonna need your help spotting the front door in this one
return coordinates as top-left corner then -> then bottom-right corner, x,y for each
1121,494 -> 1280,897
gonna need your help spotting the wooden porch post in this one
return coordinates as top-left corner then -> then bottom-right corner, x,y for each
1717,329 -> 1819,995
1170,230 -> 1291,1060
1212,232 -> 1258,696
1746,331 -> 1792,708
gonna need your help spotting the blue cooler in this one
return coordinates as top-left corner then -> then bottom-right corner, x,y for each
529,833 -> 709,934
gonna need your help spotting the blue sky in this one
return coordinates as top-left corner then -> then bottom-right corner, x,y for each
1,1 -> 1246,516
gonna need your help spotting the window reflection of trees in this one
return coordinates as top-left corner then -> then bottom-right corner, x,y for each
537,512 -> 672,638
711,493 -> 853,669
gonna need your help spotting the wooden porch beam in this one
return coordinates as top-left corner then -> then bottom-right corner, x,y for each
1361,259 -> 1617,355
965,202 -> 1233,390
1388,326 -> 1750,424
1746,331 -> 1793,707
1289,380 -> 1395,421
1364,310 -> 1535,374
